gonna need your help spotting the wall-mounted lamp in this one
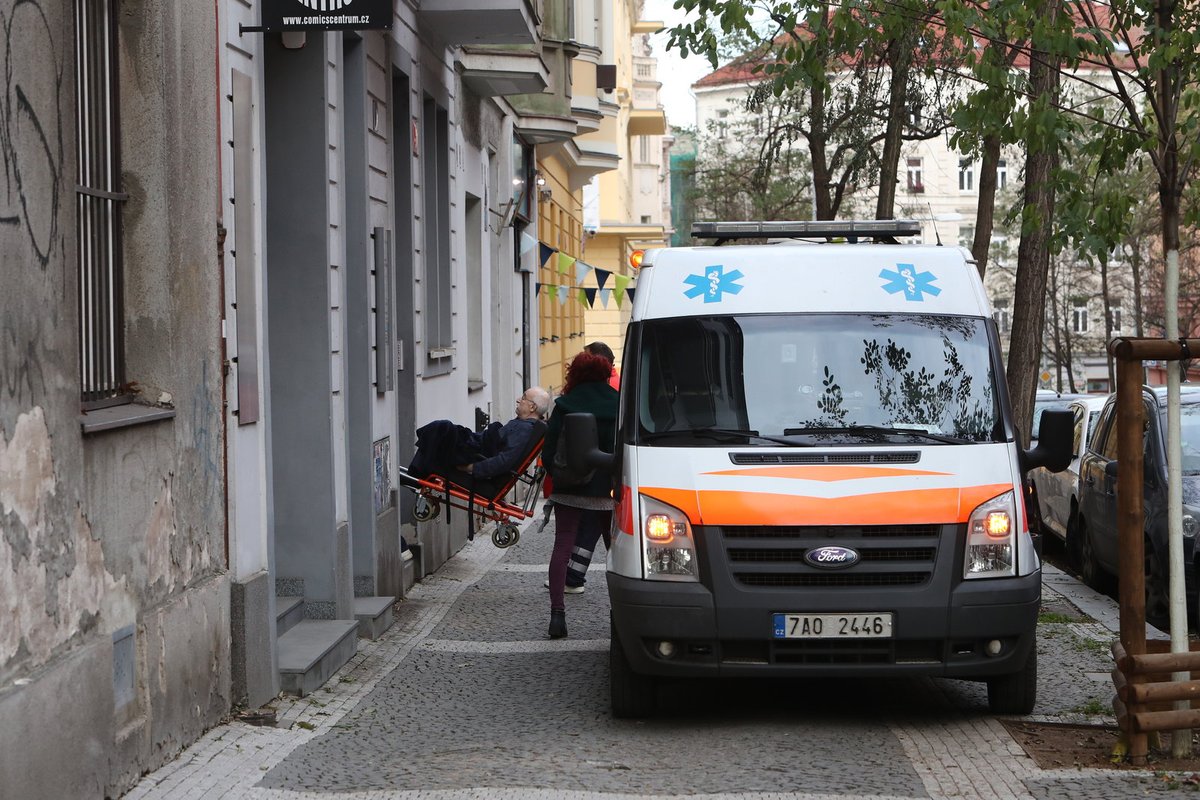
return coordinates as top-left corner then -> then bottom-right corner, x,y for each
539,187 -> 553,202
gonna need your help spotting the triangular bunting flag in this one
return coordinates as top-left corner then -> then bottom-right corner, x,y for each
614,285 -> 626,308
583,288 -> 597,308
614,274 -> 631,293
557,285 -> 569,305
578,288 -> 588,306
520,232 -> 537,256
594,268 -> 611,291
598,288 -> 611,308
546,285 -> 558,300
625,287 -> 636,305
557,252 -> 576,275
575,261 -> 592,286
539,243 -> 555,269
535,282 -> 542,296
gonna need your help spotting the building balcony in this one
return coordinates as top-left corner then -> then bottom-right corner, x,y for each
559,138 -> 620,188
508,37 -> 580,143
457,46 -> 549,96
419,0 -> 540,45
627,108 -> 667,137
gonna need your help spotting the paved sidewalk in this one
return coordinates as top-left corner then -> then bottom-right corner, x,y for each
124,513 -> 1198,800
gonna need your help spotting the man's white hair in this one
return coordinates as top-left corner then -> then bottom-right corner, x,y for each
526,386 -> 551,418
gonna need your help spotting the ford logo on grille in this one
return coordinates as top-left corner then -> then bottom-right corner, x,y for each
804,545 -> 860,569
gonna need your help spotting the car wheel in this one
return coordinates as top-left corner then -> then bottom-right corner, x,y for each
1144,540 -> 1170,630
987,645 -> 1037,715
1066,504 -> 1082,567
610,619 -> 656,719
1077,517 -> 1115,594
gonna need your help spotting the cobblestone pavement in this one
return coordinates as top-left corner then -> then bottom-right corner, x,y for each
126,512 -> 1200,800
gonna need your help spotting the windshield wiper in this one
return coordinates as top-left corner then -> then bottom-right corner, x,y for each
783,424 -> 971,444
641,427 -> 809,446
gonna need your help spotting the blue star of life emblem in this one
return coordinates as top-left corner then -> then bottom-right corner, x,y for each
880,263 -> 941,301
683,264 -> 744,303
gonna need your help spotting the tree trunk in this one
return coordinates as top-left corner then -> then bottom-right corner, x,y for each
1101,253 -> 1114,389
1006,2 -> 1062,447
972,135 -> 1001,279
875,37 -> 913,220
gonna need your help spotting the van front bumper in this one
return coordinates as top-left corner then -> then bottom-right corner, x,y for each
607,570 -> 1040,681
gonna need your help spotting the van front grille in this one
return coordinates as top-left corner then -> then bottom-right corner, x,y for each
699,524 -> 945,590
729,451 -> 920,465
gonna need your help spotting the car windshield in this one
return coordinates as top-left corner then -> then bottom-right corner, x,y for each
635,313 -> 1001,445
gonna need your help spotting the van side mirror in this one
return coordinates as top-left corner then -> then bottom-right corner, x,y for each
563,413 -> 614,475
1021,409 -> 1072,473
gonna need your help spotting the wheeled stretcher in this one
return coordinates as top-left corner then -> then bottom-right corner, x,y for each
397,421 -> 546,548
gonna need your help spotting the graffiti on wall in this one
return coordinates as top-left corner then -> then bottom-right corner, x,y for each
1,1 -> 64,272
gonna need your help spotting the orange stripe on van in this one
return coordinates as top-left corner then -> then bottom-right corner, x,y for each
702,465 -> 951,482
639,483 -> 1012,527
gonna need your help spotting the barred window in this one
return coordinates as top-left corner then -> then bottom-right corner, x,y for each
76,0 -> 127,405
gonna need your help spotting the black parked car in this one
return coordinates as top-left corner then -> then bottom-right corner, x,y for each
1075,386 -> 1200,626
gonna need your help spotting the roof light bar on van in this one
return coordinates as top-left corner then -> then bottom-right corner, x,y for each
691,220 -> 921,243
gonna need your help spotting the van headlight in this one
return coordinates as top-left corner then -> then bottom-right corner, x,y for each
640,494 -> 698,581
964,491 -> 1016,579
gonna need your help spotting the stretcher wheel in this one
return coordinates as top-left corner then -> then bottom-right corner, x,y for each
413,496 -> 440,522
492,522 -> 520,548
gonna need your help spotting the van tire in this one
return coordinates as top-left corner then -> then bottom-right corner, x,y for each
610,620 -> 656,718
987,646 -> 1037,715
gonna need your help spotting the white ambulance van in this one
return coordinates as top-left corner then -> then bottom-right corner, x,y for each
562,220 -> 1073,718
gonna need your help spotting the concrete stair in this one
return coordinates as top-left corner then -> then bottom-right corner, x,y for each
353,596 -> 395,640
277,619 -> 358,697
276,596 -> 304,636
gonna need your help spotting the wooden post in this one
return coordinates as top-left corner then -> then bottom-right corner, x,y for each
1116,353 -> 1148,764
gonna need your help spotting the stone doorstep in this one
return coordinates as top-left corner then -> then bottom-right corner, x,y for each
277,619 -> 359,698
353,596 -> 396,640
276,595 -> 304,637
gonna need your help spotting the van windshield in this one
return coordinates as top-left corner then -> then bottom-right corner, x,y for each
635,313 -> 1000,445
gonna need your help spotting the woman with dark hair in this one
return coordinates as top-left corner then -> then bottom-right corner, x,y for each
541,350 -> 619,638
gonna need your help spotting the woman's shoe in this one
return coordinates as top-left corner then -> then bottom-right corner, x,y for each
548,609 -> 568,639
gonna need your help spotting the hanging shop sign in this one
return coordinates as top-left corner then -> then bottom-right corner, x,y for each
259,0 -> 392,32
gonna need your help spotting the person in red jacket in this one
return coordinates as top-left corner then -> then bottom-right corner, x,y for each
585,340 -> 621,390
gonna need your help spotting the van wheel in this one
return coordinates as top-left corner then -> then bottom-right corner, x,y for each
1077,518 -> 1114,593
610,621 -> 656,718
987,646 -> 1037,715
1144,541 -> 1170,630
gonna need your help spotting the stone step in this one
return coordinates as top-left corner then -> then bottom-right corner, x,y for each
353,596 -> 395,640
276,595 -> 304,636
277,620 -> 358,697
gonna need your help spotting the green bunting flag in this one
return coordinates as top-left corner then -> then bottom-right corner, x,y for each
557,252 -> 576,275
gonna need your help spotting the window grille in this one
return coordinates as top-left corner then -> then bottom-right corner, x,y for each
76,0 -> 127,405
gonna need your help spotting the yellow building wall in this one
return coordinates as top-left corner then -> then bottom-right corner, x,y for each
536,151 -> 585,394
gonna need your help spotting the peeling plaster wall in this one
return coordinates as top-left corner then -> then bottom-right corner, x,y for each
0,1 -> 230,795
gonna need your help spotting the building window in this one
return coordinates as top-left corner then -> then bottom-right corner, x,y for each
76,0 -> 127,405
997,159 -> 1008,189
958,225 -> 975,249
1072,300 -> 1089,334
640,215 -> 651,224
958,159 -> 974,192
638,135 -> 651,163
907,103 -> 923,130
423,96 -> 453,372
906,158 -> 924,193
1110,306 -> 1122,333
717,109 -> 729,139
993,298 -> 1010,333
